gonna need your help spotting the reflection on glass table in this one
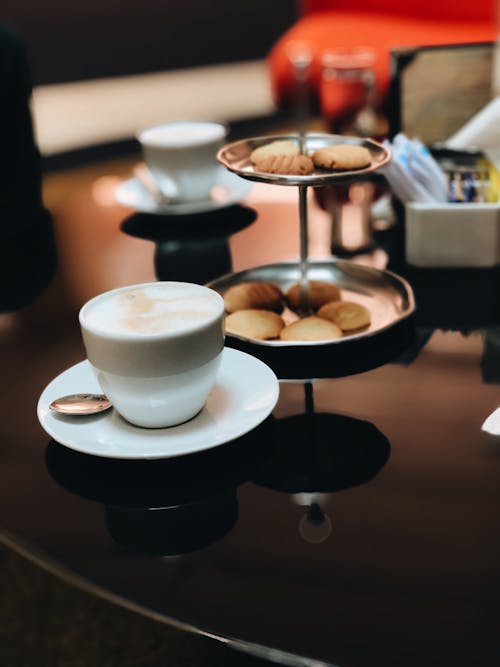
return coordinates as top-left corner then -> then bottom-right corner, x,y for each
45,417 -> 276,556
254,381 -> 390,545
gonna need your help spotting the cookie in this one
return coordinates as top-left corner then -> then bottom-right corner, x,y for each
317,300 -> 371,331
250,140 -> 299,165
285,280 -> 341,312
254,154 -> 314,176
312,144 -> 371,171
225,309 -> 284,340
223,281 -> 283,313
280,316 -> 342,341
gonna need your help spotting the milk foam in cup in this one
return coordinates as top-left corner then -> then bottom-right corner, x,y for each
79,281 -> 225,428
137,120 -> 227,203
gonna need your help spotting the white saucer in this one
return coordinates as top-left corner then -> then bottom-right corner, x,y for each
115,167 -> 252,215
37,348 -> 279,459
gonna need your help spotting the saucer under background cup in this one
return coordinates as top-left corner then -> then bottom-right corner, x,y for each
115,167 -> 252,215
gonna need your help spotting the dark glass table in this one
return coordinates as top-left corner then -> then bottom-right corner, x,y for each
1,160 -> 500,667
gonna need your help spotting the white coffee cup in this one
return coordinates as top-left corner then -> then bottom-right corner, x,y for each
137,120 -> 227,203
79,281 -> 225,428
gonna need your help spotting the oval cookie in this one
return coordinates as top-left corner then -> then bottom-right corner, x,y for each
280,316 -> 342,341
250,139 -> 299,165
317,300 -> 371,331
285,280 -> 341,312
225,309 -> 284,340
223,282 -> 284,314
312,144 -> 371,171
254,154 -> 314,176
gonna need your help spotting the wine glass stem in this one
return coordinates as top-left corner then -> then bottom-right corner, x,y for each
299,184 -> 309,314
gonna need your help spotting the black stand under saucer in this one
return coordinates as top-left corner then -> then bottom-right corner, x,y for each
120,204 -> 257,284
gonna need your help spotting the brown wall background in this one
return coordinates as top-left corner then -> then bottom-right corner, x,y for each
2,1 -> 297,85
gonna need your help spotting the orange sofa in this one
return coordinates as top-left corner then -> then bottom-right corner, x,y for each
268,0 -> 497,116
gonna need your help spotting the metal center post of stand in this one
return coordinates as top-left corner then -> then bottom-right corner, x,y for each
298,184 -> 310,315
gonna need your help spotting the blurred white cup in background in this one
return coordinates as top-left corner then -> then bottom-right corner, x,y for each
137,120 -> 227,202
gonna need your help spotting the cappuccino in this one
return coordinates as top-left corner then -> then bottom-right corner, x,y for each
82,282 -> 222,337
79,282 -> 225,428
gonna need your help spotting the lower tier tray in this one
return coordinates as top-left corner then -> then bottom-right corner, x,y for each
207,260 -> 416,379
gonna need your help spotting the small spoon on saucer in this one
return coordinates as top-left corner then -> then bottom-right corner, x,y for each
134,164 -> 170,204
49,394 -> 112,416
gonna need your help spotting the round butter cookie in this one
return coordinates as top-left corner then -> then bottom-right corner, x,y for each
250,140 -> 299,165
285,280 -> 341,312
225,309 -> 284,340
317,300 -> 371,331
223,281 -> 283,314
312,144 -> 371,171
280,316 -> 342,341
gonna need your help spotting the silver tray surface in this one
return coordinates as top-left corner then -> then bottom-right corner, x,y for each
217,133 -> 391,186
208,260 -> 415,348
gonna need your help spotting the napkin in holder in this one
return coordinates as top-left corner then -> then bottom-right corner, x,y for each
383,123 -> 500,268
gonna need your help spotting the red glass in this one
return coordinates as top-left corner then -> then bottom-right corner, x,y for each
319,47 -> 376,134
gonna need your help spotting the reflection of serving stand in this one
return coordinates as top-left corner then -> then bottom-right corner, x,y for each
216,133 -> 415,378
254,383 -> 391,494
253,381 -> 391,543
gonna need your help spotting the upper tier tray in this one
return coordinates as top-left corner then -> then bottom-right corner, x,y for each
217,133 -> 391,186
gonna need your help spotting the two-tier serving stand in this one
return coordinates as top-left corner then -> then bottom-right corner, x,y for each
213,133 -> 415,379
